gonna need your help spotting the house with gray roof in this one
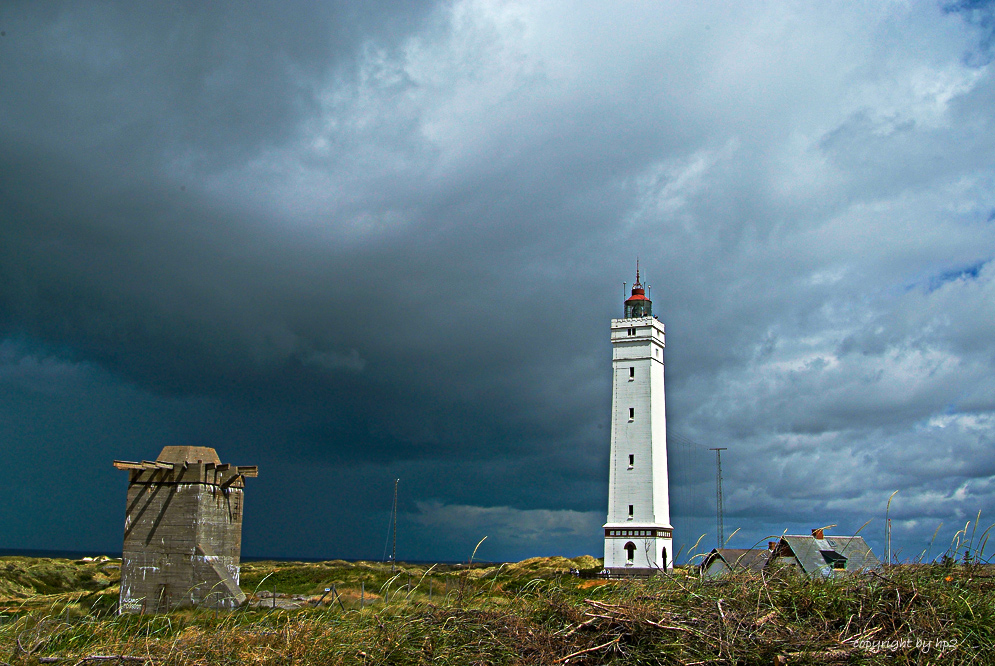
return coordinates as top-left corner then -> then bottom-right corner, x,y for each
767,529 -> 880,577
701,548 -> 770,578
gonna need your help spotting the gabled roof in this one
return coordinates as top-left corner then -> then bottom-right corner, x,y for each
703,548 -> 770,573
775,534 -> 880,576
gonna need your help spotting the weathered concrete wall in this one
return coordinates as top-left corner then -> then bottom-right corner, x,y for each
116,450 -> 255,613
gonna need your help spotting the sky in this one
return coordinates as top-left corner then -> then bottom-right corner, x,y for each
1,1 -> 994,565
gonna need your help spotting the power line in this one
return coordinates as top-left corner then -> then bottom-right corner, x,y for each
668,431 -> 710,562
382,478 -> 400,569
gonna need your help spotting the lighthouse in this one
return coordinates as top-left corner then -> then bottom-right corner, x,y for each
603,266 -> 673,574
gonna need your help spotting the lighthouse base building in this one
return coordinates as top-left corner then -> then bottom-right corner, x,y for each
604,269 -> 674,575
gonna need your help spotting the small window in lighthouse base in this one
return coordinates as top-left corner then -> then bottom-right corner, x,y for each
624,542 -> 636,565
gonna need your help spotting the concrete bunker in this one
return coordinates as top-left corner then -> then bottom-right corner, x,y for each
113,445 -> 257,613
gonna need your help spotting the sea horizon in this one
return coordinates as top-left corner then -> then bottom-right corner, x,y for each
0,547 -> 499,566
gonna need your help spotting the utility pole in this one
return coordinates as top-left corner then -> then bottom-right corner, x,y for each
709,448 -> 728,549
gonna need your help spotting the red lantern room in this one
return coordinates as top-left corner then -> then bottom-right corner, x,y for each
624,262 -> 652,318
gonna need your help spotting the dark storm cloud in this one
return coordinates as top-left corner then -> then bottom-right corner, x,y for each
0,2 -> 431,164
1,1 -> 995,562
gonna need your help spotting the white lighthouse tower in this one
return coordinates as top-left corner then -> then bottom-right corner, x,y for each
603,266 -> 673,574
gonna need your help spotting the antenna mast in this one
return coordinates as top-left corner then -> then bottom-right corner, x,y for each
709,448 -> 728,548
391,478 -> 399,573
885,490 -> 899,566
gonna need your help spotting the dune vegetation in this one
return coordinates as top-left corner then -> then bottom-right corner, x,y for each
0,554 -> 993,664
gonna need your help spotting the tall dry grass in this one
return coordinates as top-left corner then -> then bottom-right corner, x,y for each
2,554 -> 994,664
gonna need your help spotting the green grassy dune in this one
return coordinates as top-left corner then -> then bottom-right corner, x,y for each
1,555 -> 993,664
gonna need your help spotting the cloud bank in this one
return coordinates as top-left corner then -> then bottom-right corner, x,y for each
0,1 -> 993,562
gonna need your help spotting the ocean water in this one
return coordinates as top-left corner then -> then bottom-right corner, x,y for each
0,548 -> 468,565
0,548 -> 120,560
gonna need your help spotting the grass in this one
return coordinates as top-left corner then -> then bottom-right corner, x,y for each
1,556 -> 994,664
